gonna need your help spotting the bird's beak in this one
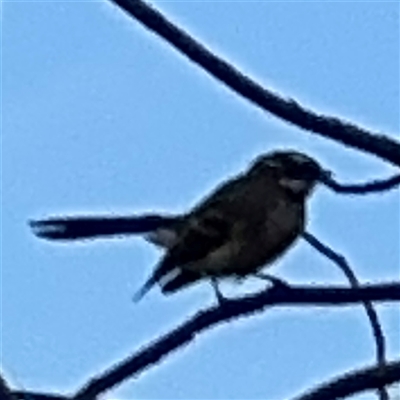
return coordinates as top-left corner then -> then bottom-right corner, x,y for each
318,168 -> 334,184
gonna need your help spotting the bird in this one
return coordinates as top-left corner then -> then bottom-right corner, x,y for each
30,150 -> 331,302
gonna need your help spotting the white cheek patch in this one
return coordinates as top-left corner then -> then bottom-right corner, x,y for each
145,228 -> 178,249
279,178 -> 311,193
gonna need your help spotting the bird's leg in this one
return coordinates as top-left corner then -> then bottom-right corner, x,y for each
253,272 -> 290,289
210,277 -> 227,305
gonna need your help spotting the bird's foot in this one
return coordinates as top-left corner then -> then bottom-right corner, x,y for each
211,277 -> 228,306
215,290 -> 228,306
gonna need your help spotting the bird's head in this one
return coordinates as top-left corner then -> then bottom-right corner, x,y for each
248,150 -> 331,198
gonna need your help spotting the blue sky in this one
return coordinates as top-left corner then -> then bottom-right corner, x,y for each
2,2 -> 399,399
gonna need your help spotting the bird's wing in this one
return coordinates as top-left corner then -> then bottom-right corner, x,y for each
134,207 -> 233,301
134,177 -> 247,300
166,173 -> 256,265
190,174 -> 246,214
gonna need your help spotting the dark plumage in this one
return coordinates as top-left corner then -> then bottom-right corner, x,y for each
30,150 -> 330,301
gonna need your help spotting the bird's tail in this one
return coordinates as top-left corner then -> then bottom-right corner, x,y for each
30,214 -> 178,241
161,271 -> 201,294
132,257 -> 177,302
132,274 -> 158,303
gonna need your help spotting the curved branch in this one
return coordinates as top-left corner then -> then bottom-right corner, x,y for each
109,0 -> 400,167
72,282 -> 400,399
291,360 -> 400,400
302,232 -> 388,400
324,173 -> 400,194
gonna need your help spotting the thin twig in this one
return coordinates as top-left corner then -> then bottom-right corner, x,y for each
72,282 -> 400,399
323,174 -> 400,194
109,0 -> 400,167
302,232 -> 389,400
12,392 -> 68,400
291,359 -> 400,400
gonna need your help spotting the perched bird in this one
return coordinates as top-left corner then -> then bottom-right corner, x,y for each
30,150 -> 331,302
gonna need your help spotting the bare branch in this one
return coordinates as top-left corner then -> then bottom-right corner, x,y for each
303,232 -> 389,400
72,282 -> 400,399
291,360 -> 400,400
109,0 -> 400,167
323,173 -> 400,195
12,392 -> 68,400
302,232 -> 389,400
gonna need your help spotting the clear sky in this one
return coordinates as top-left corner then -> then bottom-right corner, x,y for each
2,2 -> 399,399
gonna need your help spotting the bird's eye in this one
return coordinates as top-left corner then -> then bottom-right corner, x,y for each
284,160 -> 321,180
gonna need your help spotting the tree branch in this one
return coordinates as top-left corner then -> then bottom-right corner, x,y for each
12,392 -> 68,400
291,360 -> 400,400
1,372 -> 69,400
302,232 -> 389,400
72,282 -> 400,399
0,373 -> 18,400
324,173 -> 400,195
109,0 -> 400,167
